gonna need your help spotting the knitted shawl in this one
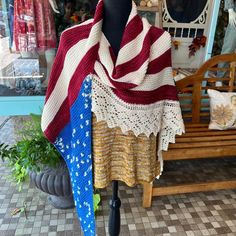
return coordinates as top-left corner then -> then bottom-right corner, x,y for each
41,0 -> 184,235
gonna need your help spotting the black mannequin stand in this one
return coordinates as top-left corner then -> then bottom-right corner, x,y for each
108,181 -> 121,236
102,1 -> 132,235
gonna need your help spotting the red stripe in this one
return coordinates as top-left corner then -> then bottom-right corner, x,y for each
44,98 -> 70,143
112,34 -> 150,79
44,44 -> 99,143
100,62 -> 137,90
68,44 -> 99,105
147,49 -> 172,74
111,27 -> 164,80
149,26 -> 166,44
113,85 -> 178,105
45,23 -> 92,103
93,0 -> 103,24
120,15 -> 143,48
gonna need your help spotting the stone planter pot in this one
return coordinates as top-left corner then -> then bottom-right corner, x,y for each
29,159 -> 75,209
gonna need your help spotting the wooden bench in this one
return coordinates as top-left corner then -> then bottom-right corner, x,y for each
143,53 -> 236,208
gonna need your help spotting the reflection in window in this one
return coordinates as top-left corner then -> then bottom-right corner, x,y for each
0,57 -> 42,96
0,0 -> 96,96
166,0 -> 207,23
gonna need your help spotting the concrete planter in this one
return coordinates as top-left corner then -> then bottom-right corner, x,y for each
29,159 -> 75,209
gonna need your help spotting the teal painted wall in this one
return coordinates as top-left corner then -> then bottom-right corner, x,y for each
0,96 -> 45,116
205,0 -> 221,60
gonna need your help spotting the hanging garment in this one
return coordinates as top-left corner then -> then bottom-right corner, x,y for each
222,0 -> 236,55
9,0 -> 14,48
1,0 -> 14,47
14,0 -> 57,52
33,0 -> 57,50
41,0 -> 184,235
14,0 -> 37,52
225,0 -> 236,11
1,0 -> 10,41
217,0 -> 236,80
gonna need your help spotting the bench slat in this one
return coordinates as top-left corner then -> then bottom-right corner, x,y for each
169,140 -> 236,149
184,127 -> 214,132
183,112 -> 210,119
202,86 -> 236,91
207,67 -> 232,71
179,131 -> 236,137
163,146 -> 236,160
181,103 -> 210,109
152,180 -> 236,197
185,123 -> 209,128
176,135 -> 236,142
179,95 -> 209,99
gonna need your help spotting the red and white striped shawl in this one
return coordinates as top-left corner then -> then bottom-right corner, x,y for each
42,0 -> 184,176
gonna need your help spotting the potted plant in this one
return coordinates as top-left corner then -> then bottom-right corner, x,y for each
0,114 -> 74,209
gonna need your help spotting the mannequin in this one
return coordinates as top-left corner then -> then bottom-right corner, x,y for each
217,0 -> 236,83
102,0 -> 132,56
41,0 -> 185,235
102,1 -> 132,235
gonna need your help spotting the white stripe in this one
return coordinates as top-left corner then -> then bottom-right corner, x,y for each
112,59 -> 149,84
42,39 -> 87,131
98,34 -> 150,86
98,35 -> 114,75
116,19 -> 150,66
42,21 -> 103,131
150,31 -> 171,62
62,19 -> 93,34
96,51 -> 149,85
94,62 -> 115,88
86,20 -> 103,49
131,67 -> 174,91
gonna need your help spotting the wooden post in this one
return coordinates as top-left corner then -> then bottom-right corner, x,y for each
142,182 -> 153,208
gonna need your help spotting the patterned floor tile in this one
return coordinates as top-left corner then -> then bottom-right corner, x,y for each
0,116 -> 236,235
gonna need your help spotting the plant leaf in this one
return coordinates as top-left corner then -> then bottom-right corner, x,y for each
93,193 -> 101,213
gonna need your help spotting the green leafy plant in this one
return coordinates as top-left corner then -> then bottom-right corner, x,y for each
0,114 -> 61,191
0,114 -> 101,213
93,193 -> 101,213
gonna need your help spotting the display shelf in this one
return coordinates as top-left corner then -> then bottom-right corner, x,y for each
137,6 -> 159,12
137,0 -> 163,28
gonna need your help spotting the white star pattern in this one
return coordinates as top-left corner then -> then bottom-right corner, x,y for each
53,76 -> 95,235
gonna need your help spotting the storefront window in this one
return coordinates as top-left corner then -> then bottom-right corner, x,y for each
0,0 -> 97,97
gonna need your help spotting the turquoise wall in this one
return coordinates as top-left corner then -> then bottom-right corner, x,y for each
0,96 -> 45,116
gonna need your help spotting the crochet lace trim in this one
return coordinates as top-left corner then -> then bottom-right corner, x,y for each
92,76 -> 185,178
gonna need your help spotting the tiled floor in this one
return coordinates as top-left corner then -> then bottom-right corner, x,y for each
0,116 -> 236,236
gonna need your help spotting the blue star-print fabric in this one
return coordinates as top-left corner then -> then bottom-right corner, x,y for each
54,76 -> 95,236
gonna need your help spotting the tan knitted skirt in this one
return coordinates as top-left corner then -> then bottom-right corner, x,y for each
92,114 -> 160,188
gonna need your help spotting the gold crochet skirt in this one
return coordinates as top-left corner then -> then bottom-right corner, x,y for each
92,114 -> 160,188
